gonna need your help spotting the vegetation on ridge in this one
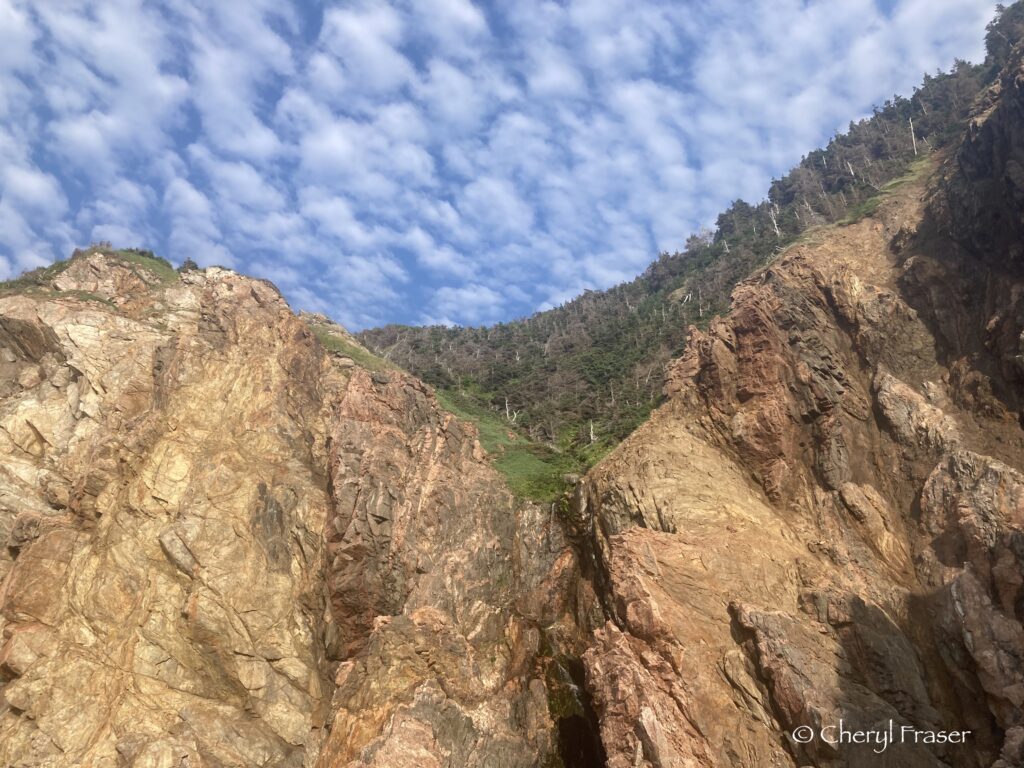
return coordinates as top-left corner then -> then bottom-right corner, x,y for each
435,388 -> 597,501
310,322 -> 395,373
106,247 -> 178,283
358,4 -> 1024,496
0,243 -> 178,297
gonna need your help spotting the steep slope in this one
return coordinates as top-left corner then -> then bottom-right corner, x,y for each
357,33 -> 998,466
0,251 -> 600,767
570,39 -> 1024,768
359,5 -> 1024,499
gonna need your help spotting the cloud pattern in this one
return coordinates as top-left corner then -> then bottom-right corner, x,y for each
0,0 -> 997,328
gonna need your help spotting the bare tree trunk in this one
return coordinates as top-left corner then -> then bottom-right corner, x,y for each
909,117 -> 918,156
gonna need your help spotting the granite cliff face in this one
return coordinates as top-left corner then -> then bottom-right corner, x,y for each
0,256 -> 596,767
571,44 -> 1024,768
3,38 -> 1024,768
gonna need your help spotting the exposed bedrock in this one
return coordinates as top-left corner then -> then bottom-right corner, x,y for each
569,57 -> 1024,763
0,258 -> 605,767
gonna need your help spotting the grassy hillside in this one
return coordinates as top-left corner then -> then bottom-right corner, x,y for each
435,389 -> 584,501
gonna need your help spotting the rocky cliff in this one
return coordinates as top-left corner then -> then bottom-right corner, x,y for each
0,255 -> 600,767
570,42 -> 1024,768
4,32 -> 1024,768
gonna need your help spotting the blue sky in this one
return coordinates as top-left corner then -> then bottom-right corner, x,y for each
0,0 -> 998,329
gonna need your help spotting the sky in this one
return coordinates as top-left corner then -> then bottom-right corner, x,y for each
0,0 -> 999,329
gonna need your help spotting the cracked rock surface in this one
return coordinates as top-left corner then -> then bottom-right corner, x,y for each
569,42 -> 1024,768
0,261 -> 588,767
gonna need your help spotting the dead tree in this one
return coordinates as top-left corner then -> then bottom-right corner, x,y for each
802,196 -> 817,220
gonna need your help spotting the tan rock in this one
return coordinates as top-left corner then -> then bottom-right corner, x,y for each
0,254 -> 581,768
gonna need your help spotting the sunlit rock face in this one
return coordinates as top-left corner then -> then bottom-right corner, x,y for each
0,255 -> 595,768
570,43 -> 1024,768
0,261 -> 335,766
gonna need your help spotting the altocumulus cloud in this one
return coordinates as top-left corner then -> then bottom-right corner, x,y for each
0,0 -> 998,329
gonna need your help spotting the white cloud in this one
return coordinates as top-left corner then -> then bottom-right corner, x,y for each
405,226 -> 478,278
428,282 -> 505,326
569,0 -> 686,74
189,42 -> 283,160
300,190 -> 379,248
172,1 -> 295,161
417,59 -> 494,132
528,44 -> 587,98
318,4 -> 414,97
405,0 -> 488,55
33,0 -> 189,176
2,166 -> 67,215
458,177 -> 535,240
0,0 -> 36,72
163,177 -> 234,266
189,145 -> 286,212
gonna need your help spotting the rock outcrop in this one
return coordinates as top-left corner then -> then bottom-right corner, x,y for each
0,255 -> 595,767
569,44 -> 1024,768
